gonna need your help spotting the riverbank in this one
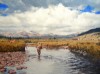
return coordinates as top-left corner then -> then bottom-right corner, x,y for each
0,52 -> 27,73
68,40 -> 100,60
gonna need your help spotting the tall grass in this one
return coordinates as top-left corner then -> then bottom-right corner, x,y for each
0,39 -> 25,52
68,40 -> 100,60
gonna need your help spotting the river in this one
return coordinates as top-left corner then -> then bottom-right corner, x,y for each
22,47 -> 99,74
4,46 -> 100,74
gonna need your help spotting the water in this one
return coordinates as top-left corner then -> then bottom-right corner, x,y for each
24,47 -> 100,74
4,47 -> 100,74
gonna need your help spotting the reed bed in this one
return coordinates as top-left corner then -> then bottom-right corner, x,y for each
68,40 -> 100,60
0,40 -> 25,52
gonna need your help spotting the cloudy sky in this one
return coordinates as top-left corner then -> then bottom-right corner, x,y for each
0,0 -> 100,35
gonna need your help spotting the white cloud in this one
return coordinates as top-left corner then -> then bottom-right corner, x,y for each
0,4 -> 100,35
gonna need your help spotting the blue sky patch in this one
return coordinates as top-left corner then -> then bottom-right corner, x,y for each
0,3 -> 8,10
80,5 -> 94,13
0,14 -> 8,16
95,11 -> 100,14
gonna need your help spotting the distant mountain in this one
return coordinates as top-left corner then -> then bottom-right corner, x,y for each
0,31 -> 77,39
77,32 -> 100,41
40,33 -> 77,39
0,31 -> 40,38
77,28 -> 100,41
78,28 -> 100,36
16,31 -> 41,37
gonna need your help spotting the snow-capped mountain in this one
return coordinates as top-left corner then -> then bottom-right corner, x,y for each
0,31 -> 41,38
0,31 -> 77,38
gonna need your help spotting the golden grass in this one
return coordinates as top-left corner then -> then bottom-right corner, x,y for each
68,40 -> 100,59
0,39 -> 25,52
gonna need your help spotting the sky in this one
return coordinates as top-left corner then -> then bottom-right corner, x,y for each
0,0 -> 100,35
